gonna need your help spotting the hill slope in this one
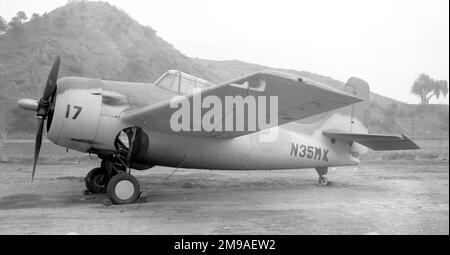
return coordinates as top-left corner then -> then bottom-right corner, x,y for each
0,1 -> 448,139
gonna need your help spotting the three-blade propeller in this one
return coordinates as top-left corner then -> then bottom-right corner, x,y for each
28,56 -> 60,182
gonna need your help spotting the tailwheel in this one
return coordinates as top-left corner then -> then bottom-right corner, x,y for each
85,167 -> 108,194
106,173 -> 140,204
315,167 -> 329,186
318,176 -> 328,186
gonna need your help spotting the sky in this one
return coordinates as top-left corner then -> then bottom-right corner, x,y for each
1,0 -> 449,104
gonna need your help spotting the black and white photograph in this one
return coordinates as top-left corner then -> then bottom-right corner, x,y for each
0,0 -> 448,238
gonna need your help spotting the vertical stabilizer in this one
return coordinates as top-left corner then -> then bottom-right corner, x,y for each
341,77 -> 370,134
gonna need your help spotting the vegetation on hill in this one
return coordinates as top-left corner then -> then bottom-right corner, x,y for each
0,1 -> 448,140
410,73 -> 448,105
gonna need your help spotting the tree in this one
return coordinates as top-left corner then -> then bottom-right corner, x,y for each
42,12 -> 50,24
79,0 -> 88,11
0,110 -> 13,162
8,16 -> 22,31
30,13 -> 43,30
0,16 -> 7,34
411,74 -> 448,104
0,111 -> 12,142
7,11 -> 28,32
31,13 -> 40,21
16,11 -> 28,23
6,13 -> 29,45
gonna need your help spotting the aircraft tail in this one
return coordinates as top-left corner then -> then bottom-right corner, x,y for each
322,78 -> 420,153
337,77 -> 370,134
295,76 -> 370,134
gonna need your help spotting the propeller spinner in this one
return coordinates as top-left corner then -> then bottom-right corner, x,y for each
17,56 -> 60,182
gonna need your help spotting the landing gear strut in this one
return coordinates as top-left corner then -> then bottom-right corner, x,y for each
84,127 -> 142,204
315,167 -> 329,186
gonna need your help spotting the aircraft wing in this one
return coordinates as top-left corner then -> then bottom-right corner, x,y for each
322,131 -> 420,150
121,70 -> 363,138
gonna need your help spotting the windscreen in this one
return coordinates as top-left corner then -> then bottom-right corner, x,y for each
154,70 -> 214,94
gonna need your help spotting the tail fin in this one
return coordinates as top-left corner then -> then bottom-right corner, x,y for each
339,77 -> 370,134
295,76 -> 370,135
323,77 -> 371,156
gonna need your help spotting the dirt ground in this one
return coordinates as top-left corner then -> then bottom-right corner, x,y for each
0,159 -> 448,235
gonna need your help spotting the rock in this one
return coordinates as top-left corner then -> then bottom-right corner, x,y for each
103,199 -> 113,206
182,183 -> 194,189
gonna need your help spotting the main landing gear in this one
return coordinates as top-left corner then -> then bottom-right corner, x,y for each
315,167 -> 329,186
84,159 -> 141,204
107,172 -> 140,204
84,127 -> 141,204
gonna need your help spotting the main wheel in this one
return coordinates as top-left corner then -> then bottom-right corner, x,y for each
85,167 -> 108,193
106,173 -> 140,204
318,176 -> 328,186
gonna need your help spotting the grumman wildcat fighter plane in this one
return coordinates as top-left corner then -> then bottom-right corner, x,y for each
18,57 -> 419,204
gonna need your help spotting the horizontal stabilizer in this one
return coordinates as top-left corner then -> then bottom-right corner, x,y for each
323,131 -> 420,151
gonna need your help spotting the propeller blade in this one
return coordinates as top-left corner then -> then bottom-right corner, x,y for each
31,118 -> 44,182
37,56 -> 60,118
29,56 -> 61,182
42,56 -> 60,101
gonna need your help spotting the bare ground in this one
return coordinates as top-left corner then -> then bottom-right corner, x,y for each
0,160 -> 448,235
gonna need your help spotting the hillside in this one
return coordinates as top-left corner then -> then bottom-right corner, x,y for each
0,1 -> 448,140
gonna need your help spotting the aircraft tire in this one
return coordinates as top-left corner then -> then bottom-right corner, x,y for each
85,167 -> 108,194
106,173 -> 140,204
318,176 -> 328,186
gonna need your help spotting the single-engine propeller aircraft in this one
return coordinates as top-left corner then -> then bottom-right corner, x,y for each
18,56 -> 420,204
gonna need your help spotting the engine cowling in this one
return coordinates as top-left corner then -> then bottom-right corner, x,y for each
47,77 -> 103,152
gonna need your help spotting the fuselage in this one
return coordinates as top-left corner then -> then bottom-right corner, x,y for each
46,76 -> 363,171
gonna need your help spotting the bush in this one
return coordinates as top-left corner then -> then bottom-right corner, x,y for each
52,16 -> 66,31
382,151 -> 440,161
390,102 -> 398,110
143,26 -> 156,38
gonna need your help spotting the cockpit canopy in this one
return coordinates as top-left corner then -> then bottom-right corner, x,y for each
154,70 -> 215,95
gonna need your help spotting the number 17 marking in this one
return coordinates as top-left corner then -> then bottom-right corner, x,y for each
65,105 -> 83,119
